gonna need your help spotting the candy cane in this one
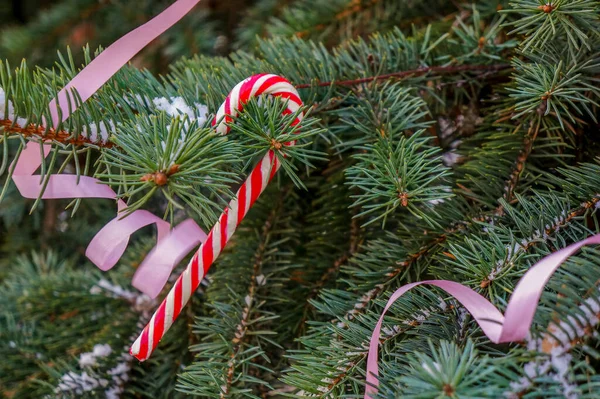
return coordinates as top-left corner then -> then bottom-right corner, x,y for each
130,73 -> 303,361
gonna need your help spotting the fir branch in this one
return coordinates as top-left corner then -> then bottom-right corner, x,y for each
271,0 -> 454,45
0,63 -> 509,150
504,0 -> 600,59
98,114 -> 241,225
346,130 -> 453,227
539,282 -> 600,355
509,56 -> 600,129
506,252 -> 600,398
178,186 -> 297,398
385,340 -> 506,398
227,96 -> 326,190
449,6 -> 518,63
297,178 -> 600,394
293,0 -> 383,39
342,234 -> 448,324
340,159 -> 581,326
5,1 -> 600,396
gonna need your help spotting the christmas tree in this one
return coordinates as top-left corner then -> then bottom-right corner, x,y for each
2,0 -> 600,398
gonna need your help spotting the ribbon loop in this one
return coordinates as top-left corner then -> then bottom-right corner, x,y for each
132,219 -> 207,298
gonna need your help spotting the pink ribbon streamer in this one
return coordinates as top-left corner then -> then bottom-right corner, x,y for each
11,0 -> 205,298
365,233 -> 600,398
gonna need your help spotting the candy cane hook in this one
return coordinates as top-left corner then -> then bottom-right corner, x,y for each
130,74 -> 303,360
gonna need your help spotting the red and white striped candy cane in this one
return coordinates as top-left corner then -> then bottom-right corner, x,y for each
130,74 -> 303,361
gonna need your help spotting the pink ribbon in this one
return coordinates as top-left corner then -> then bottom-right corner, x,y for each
11,0 -> 205,298
365,233 -> 600,398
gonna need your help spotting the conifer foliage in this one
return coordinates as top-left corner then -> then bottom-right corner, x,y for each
2,0 -> 600,398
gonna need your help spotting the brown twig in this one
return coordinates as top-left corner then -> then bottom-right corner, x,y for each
495,114 -> 542,216
0,119 -> 114,148
294,63 -> 512,89
220,197 -> 283,398
541,278 -> 600,354
306,218 -> 361,304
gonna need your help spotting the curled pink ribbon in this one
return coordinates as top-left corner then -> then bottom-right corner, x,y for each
365,233 -> 600,398
11,0 -> 205,298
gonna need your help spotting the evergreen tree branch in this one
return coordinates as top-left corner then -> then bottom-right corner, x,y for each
288,290 -> 459,397
5,1 -> 600,396
287,189 -> 600,396
178,185 -> 299,398
0,63 -> 508,154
